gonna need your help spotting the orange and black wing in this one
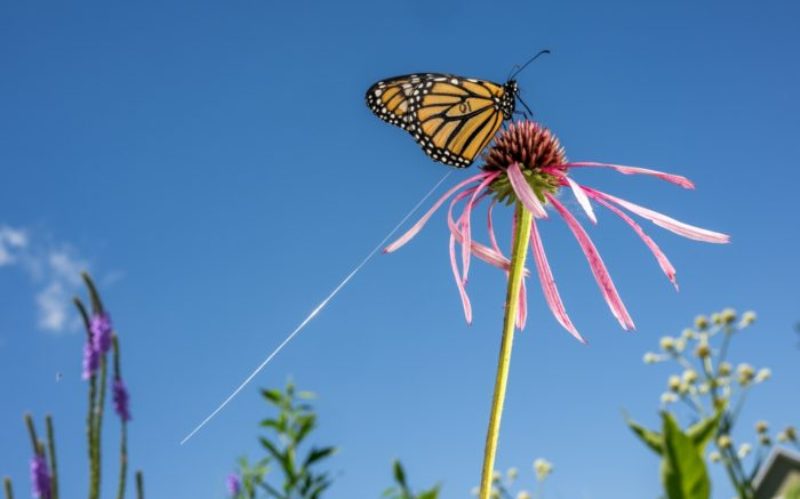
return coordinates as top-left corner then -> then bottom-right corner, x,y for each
366,73 -> 513,168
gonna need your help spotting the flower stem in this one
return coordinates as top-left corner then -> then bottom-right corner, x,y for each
479,202 -> 532,499
45,415 -> 59,499
3,476 -> 13,499
135,471 -> 144,499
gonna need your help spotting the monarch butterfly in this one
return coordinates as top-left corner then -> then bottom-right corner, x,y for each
365,51 -> 548,168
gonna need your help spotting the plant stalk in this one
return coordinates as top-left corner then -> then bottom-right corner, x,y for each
479,202 -> 532,499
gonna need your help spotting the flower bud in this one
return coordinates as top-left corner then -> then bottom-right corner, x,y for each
695,315 -> 709,330
755,368 -> 771,383
709,450 -> 722,463
720,308 -> 737,325
660,336 -> 676,351
533,459 -> 553,481
718,362 -> 732,376
668,375 -> 682,392
737,443 -> 752,459
740,311 -> 756,327
755,421 -> 769,434
737,364 -> 755,385
683,369 -> 699,384
717,435 -> 732,449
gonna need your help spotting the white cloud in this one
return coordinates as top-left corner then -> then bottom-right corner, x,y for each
0,225 -> 92,333
0,226 -> 28,266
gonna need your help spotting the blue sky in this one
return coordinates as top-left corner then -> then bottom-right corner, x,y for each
1,1 -> 799,498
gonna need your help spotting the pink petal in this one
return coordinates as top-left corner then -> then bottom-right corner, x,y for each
462,172 -> 501,283
585,188 -> 730,244
530,218 -> 586,342
548,194 -> 636,331
449,234 -> 472,324
487,199 -> 502,255
591,194 -> 679,290
507,163 -> 548,218
566,177 -> 597,224
563,162 -> 695,189
448,189 -> 519,272
385,171 -> 494,253
516,277 -> 528,330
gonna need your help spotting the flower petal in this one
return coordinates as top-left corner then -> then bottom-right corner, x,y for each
516,277 -> 528,330
447,191 -> 526,273
384,171 -> 493,253
591,194 -> 679,290
548,194 -> 636,331
449,233 -> 472,324
563,162 -> 695,189
507,163 -> 548,218
462,172 -> 501,283
530,218 -> 586,342
585,188 -> 730,244
566,177 -> 597,224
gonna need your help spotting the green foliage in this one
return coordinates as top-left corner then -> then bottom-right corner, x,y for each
382,461 -> 439,499
626,412 -> 720,499
660,412 -> 711,499
785,481 -> 800,499
231,380 -> 335,499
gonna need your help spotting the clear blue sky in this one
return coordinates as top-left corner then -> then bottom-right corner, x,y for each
1,1 -> 799,498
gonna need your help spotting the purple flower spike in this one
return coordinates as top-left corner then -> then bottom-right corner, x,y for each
82,341 -> 99,379
90,313 -> 113,354
30,454 -> 51,499
112,378 -> 132,422
226,472 -> 241,496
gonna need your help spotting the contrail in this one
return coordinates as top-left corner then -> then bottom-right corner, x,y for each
181,171 -> 452,445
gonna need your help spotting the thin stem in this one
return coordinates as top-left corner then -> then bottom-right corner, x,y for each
45,415 -> 59,499
3,477 -> 13,499
479,202 -> 532,499
114,337 -> 128,499
91,355 -> 108,499
75,297 -> 99,499
23,414 -> 39,454
135,471 -> 144,499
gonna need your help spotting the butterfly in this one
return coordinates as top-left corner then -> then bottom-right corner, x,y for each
365,51 -> 548,168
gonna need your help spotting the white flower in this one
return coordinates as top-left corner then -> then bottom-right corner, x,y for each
661,392 -> 678,404
517,492 -> 532,499
660,336 -> 676,351
737,443 -> 752,459
507,467 -> 519,481
643,352 -> 661,364
533,458 -> 553,481
709,451 -> 722,463
755,368 -> 771,383
740,311 -> 756,327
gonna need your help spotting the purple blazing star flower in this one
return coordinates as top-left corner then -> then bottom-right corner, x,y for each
226,472 -> 241,496
30,453 -> 51,499
81,340 -> 100,379
112,378 -> 132,422
90,313 -> 113,354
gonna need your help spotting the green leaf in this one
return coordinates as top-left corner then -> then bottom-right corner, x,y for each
625,415 -> 664,455
686,410 -> 723,451
393,460 -> 408,488
418,485 -> 440,499
661,412 -> 711,499
261,389 -> 283,405
303,447 -> 336,468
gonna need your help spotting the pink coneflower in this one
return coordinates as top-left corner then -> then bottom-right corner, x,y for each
386,121 -> 728,341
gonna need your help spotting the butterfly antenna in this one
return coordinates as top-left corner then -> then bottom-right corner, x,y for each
516,94 -> 535,119
509,49 -> 551,80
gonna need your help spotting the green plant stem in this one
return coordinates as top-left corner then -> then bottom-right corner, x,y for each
23,414 -> 39,454
3,477 -> 13,499
91,355 -> 108,499
479,202 -> 532,499
46,415 -> 59,499
135,471 -> 144,499
114,336 -> 128,499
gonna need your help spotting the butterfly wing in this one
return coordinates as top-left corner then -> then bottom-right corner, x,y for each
366,74 -> 512,168
365,74 -> 428,129
408,76 -> 508,168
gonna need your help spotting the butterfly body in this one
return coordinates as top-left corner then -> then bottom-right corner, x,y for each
366,73 -> 518,168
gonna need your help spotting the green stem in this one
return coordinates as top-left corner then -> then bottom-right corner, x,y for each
479,203 -> 532,499
91,355 -> 108,499
46,415 -> 59,499
23,414 -> 39,454
135,471 -> 144,499
114,337 -> 128,499
75,297 -> 99,499
3,477 -> 13,499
